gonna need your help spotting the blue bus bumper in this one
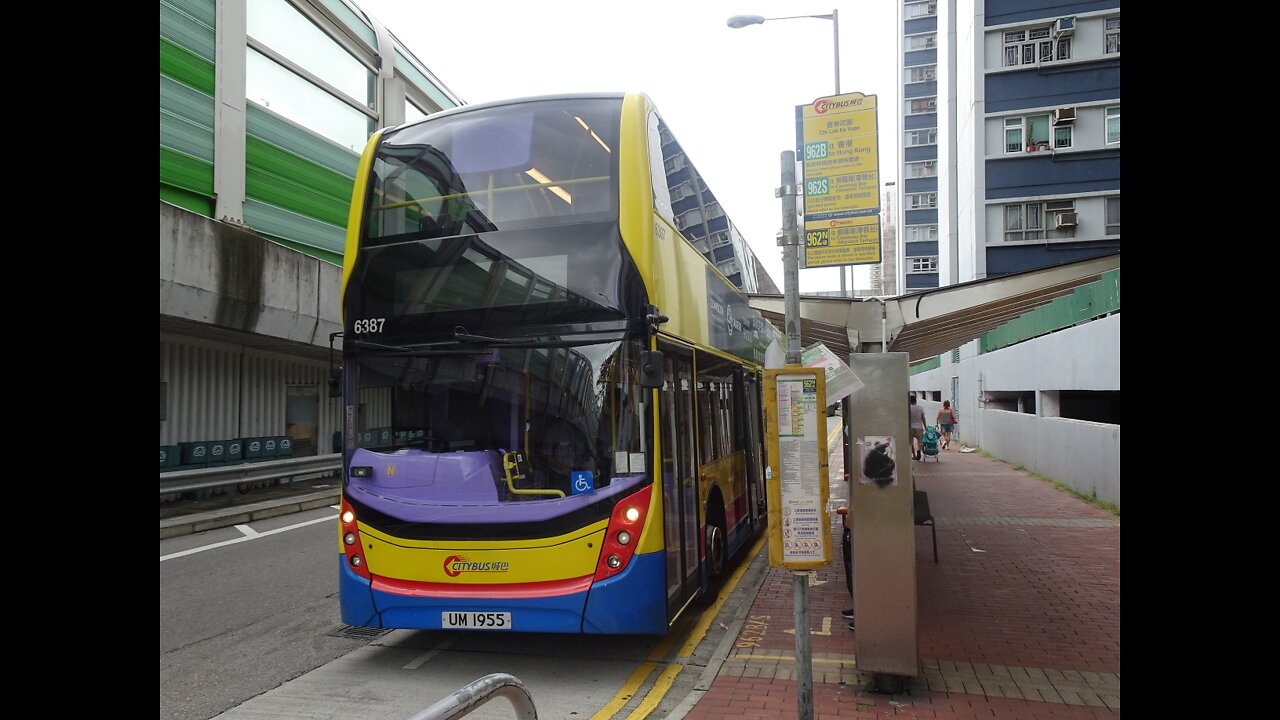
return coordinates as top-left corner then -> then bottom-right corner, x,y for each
340,551 -> 667,634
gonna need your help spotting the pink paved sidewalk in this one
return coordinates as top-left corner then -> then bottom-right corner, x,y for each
684,444 -> 1120,719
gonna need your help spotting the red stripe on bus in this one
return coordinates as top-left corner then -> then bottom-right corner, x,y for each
371,574 -> 594,599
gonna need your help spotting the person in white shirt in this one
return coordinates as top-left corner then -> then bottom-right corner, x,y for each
908,394 -> 927,461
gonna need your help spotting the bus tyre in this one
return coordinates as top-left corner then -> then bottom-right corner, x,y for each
706,523 -> 726,577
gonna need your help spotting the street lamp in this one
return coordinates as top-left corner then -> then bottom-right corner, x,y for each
728,10 -> 853,297
725,11 -> 840,96
729,14 -> 842,720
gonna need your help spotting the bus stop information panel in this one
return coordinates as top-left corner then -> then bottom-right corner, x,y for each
763,369 -> 830,571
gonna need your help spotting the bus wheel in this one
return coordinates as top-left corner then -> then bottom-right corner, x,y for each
706,523 -> 726,577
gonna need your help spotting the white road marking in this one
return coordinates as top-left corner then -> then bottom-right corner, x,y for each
403,633 -> 461,669
234,524 -> 259,537
161,514 -> 335,562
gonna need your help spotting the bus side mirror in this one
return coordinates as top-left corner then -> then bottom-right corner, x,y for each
328,368 -> 342,398
639,351 -> 665,389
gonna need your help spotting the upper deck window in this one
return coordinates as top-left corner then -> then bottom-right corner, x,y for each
367,98 -> 622,242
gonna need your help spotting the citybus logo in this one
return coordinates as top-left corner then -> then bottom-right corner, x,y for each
813,97 -> 864,114
443,555 -> 511,577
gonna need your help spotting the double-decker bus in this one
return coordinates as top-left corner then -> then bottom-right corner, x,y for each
337,92 -> 780,635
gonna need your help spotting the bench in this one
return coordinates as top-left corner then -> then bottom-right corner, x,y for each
914,490 -> 938,563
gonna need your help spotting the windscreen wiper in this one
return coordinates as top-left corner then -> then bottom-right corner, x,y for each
348,338 -> 498,357
451,325 -> 628,346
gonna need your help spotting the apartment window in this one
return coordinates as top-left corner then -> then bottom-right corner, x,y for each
1105,197 -> 1121,235
1053,124 -> 1073,149
1004,203 -> 1044,242
1003,31 -> 1024,66
1005,117 -> 1024,152
907,225 -> 938,243
907,33 -> 937,51
1003,26 -> 1069,67
906,65 -> 937,84
1005,114 -> 1052,153
908,256 -> 939,273
907,192 -> 937,210
907,97 -> 937,115
1045,200 -> 1076,239
1056,36 -> 1072,60
906,128 -> 937,147
905,1 -> 937,19
1106,106 -> 1121,144
907,160 -> 937,178
1005,201 -> 1077,241
709,230 -> 731,247
1105,17 -> 1121,54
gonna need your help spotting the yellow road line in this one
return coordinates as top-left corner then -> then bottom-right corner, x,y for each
621,662 -> 683,720
678,533 -> 767,656
589,661 -> 658,720
736,654 -> 857,665
589,602 -> 700,719
827,421 -> 843,454
592,533 -> 768,720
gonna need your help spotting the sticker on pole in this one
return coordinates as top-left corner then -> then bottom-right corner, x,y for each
859,436 -> 898,487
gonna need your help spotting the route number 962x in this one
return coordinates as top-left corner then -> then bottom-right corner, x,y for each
352,318 -> 385,334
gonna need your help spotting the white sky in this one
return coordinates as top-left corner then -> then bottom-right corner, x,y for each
353,0 -> 899,294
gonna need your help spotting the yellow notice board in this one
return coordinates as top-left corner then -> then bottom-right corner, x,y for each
763,368 -> 830,570
795,92 -> 882,268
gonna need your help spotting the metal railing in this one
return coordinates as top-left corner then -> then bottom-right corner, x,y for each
406,673 -> 537,720
159,454 -> 342,496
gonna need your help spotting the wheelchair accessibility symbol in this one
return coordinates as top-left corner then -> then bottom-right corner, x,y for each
571,471 -> 594,496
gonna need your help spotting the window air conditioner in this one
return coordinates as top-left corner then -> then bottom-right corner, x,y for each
1051,107 -> 1076,124
1055,17 -> 1076,35
1055,212 -> 1078,229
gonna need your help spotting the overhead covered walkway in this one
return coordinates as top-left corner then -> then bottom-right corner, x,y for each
749,252 -> 1120,360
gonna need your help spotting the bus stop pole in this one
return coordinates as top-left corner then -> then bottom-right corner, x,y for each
779,149 -> 813,720
780,151 -> 802,367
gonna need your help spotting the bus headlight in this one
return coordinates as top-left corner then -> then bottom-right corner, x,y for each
350,555 -> 363,567
606,555 -> 621,569
341,510 -> 354,524
344,532 -> 357,546
624,507 -> 640,523
350,466 -> 373,478
616,531 -> 632,545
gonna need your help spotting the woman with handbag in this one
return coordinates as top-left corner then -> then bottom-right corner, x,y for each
936,400 -> 958,450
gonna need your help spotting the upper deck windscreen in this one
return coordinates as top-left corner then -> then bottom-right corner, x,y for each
366,97 -> 622,243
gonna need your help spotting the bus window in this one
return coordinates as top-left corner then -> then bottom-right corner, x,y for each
368,98 -> 621,245
696,355 -> 740,464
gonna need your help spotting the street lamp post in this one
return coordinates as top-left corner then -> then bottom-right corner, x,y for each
729,11 -> 842,720
728,9 -> 849,297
